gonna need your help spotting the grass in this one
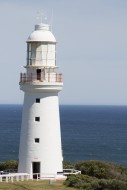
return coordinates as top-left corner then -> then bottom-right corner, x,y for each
0,180 -> 76,190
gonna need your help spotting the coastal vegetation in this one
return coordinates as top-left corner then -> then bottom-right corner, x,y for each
0,160 -> 18,171
1,160 -> 127,189
64,160 -> 127,190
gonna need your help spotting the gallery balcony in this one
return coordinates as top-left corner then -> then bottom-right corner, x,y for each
19,73 -> 63,84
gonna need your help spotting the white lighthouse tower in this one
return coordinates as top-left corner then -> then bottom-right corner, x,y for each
18,22 -> 64,179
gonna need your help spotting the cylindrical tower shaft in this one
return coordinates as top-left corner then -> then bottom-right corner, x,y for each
18,23 -> 64,179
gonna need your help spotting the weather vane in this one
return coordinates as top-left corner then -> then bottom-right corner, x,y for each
36,10 -> 48,23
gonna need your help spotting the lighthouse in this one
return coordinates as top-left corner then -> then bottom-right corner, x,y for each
18,23 -> 64,179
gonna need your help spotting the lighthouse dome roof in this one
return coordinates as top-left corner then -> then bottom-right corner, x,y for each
27,23 -> 56,43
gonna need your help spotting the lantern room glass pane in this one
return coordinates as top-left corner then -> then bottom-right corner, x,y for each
27,42 -> 56,66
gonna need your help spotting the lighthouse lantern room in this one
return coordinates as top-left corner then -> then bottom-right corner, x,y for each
18,23 -> 64,179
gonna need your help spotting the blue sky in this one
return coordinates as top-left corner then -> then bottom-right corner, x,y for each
0,0 -> 127,105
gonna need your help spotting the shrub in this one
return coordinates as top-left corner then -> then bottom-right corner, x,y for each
0,160 -> 18,171
64,160 -> 127,189
63,160 -> 74,169
64,174 -> 93,188
108,179 -> 127,190
64,174 -> 127,190
75,160 -> 127,181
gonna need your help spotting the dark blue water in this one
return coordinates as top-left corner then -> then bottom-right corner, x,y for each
0,105 -> 127,166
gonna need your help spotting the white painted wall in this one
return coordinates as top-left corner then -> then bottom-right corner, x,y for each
18,92 -> 63,178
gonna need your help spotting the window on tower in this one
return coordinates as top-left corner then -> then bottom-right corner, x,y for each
35,138 -> 40,143
36,98 -> 40,103
35,117 -> 40,122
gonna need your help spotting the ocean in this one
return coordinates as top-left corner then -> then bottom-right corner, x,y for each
0,105 -> 127,166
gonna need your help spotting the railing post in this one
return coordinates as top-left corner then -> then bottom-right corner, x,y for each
16,176 -> 19,181
31,73 -> 32,82
24,73 -> 26,82
26,175 -> 29,181
48,73 -> 50,82
59,74 -> 61,82
56,73 -> 57,82
11,176 -> 13,182
20,73 -> 22,82
6,176 -> 8,182
21,175 -> 24,181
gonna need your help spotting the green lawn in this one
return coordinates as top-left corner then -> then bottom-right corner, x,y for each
0,180 -> 75,190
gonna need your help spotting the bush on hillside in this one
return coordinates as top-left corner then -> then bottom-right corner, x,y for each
64,174 -> 93,188
75,160 -> 127,181
64,160 -> 127,189
63,160 -> 74,169
0,160 -> 18,171
64,174 -> 127,190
